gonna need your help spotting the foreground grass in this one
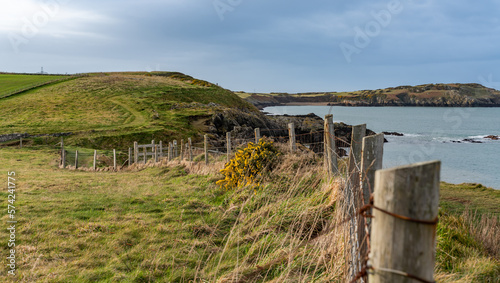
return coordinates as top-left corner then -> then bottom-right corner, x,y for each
0,146 -> 498,282
0,147 -> 230,282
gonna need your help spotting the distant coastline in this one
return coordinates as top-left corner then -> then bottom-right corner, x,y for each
236,83 -> 500,109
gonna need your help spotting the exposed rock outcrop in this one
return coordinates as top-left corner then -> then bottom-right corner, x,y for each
203,110 -> 379,156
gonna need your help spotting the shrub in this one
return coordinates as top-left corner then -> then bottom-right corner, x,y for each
191,79 -> 212,87
216,138 -> 281,191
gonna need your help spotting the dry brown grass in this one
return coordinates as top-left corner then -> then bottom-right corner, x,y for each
463,210 -> 500,259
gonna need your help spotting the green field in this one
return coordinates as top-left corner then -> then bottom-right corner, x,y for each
0,74 -> 71,98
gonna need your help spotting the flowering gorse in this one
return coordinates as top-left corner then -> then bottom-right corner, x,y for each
216,138 -> 281,191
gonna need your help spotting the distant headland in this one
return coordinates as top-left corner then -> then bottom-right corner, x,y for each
236,83 -> 500,109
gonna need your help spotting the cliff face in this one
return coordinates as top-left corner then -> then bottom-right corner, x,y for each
239,83 -> 500,108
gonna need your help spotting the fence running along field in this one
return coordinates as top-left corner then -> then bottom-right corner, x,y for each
0,74 -> 83,99
11,116 -> 440,282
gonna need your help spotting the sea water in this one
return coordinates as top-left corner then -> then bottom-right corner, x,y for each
263,106 -> 500,189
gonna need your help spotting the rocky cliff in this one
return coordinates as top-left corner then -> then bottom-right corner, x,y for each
239,83 -> 500,108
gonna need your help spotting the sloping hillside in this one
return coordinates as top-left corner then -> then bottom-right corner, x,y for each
239,83 -> 500,108
0,72 -> 257,148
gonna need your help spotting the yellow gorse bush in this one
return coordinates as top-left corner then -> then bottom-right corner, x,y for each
216,138 -> 281,191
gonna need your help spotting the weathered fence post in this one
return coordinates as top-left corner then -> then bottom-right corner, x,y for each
93,150 -> 97,171
204,135 -> 209,165
226,132 -> 231,163
348,124 -> 366,183
324,115 -> 338,175
154,145 -> 158,163
113,149 -> 117,171
369,160 -> 440,283
173,140 -> 178,158
143,147 -> 147,164
345,124 -> 366,280
20,137 -> 22,149
134,142 -> 138,164
128,147 -> 132,166
61,137 -> 65,168
75,150 -> 79,169
168,142 -> 172,161
180,139 -> 184,160
288,123 -> 296,152
159,141 -> 163,158
358,132 -> 384,271
188,138 -> 193,162
255,128 -> 261,143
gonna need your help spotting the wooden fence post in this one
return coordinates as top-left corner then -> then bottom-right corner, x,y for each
20,137 -> 22,149
173,140 -> 178,158
61,137 -> 65,168
180,139 -> 184,160
324,115 -> 338,175
143,147 -> 147,164
93,150 -> 97,171
128,147 -> 132,166
347,124 -> 366,202
204,135 -> 209,165
159,141 -> 163,158
348,124 -> 366,180
134,142 -> 138,164
226,132 -> 231,163
188,138 -> 193,162
345,124 -> 366,280
369,160 -> 440,283
154,145 -> 158,163
358,132 -> 384,269
288,123 -> 296,152
255,128 -> 261,143
168,142 -> 172,161
75,150 -> 79,169
113,149 -> 117,171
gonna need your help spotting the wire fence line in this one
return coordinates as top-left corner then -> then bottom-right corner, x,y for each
6,119 -> 440,282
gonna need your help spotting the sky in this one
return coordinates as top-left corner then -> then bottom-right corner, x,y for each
1,0 -> 500,93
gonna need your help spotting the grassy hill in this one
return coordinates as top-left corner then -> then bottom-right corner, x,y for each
0,72 -> 256,148
239,83 -> 500,108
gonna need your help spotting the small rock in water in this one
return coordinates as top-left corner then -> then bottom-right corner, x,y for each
484,135 -> 499,140
383,131 -> 404,136
462,138 -> 482,143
